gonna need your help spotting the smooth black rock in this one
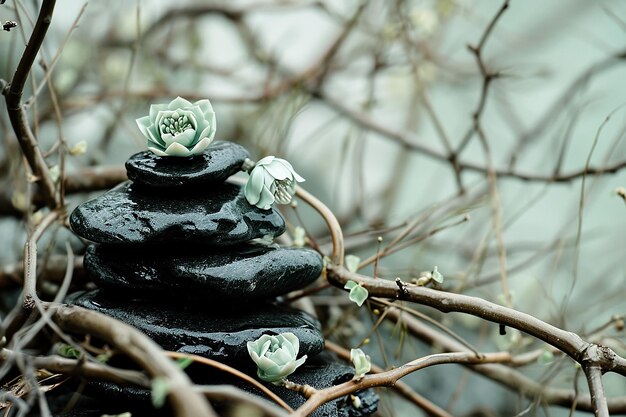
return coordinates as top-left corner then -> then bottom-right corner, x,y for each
67,289 -> 324,364
84,353 -> 378,417
84,243 -> 323,300
125,141 -> 250,187
69,181 -> 285,245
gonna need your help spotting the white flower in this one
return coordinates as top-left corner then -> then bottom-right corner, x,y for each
350,348 -> 371,380
136,96 -> 216,157
244,156 -> 305,210
247,332 -> 307,383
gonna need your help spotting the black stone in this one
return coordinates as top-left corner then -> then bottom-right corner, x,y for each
69,181 -> 285,245
67,289 -> 324,365
83,353 -> 378,417
125,141 -> 250,188
84,243 -> 323,300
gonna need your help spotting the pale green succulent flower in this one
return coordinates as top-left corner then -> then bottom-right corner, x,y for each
350,348 -> 371,380
247,332 -> 307,383
244,156 -> 305,210
136,96 -> 216,157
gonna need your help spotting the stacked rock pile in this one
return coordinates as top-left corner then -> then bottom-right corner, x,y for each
67,141 -> 378,416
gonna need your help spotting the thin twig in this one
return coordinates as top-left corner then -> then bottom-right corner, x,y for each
3,0 -> 58,208
292,351 -> 512,417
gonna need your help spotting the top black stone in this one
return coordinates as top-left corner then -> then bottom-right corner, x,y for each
125,141 -> 249,187
69,181 -> 285,245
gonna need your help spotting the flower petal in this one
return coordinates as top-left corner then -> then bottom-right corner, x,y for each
162,128 -> 196,148
256,156 -> 275,166
245,168 -> 266,205
194,99 -> 214,119
136,116 -> 162,145
281,333 -> 300,355
145,126 -> 164,147
264,159 -> 292,180
149,103 -> 168,121
269,346 -> 293,364
148,146 -> 168,157
167,96 -> 193,110
188,137 -> 212,155
196,124 -> 214,142
256,185 -> 275,210
257,338 -> 273,357
277,159 -> 305,182
293,355 -> 307,370
163,142 -> 192,157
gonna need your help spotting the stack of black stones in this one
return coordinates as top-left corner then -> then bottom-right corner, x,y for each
66,141 -> 378,417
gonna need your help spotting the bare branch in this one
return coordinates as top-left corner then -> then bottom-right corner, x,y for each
3,0 -> 58,208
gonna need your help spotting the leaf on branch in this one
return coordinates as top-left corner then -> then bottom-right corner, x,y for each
344,280 -> 368,307
69,140 -> 88,156
151,377 -> 170,408
49,165 -> 60,183
431,266 -> 444,283
58,343 -> 81,359
345,254 -> 361,273
177,357 -> 193,370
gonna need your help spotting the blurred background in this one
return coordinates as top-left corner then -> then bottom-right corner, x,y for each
1,0 -> 625,416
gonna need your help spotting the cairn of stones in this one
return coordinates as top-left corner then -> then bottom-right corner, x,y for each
68,141 -> 378,417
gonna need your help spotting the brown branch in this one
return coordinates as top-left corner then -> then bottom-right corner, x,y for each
583,364 -> 609,417
327,265 -> 626,377
324,341 -> 454,417
317,92 -> 626,183
50,304 -> 217,417
292,351 -> 512,417
385,307 -> 626,413
0,348 -> 149,387
3,0 -> 58,208
196,385 -> 290,417
165,351 -> 293,413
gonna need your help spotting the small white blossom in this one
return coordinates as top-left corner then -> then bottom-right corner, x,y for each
136,97 -> 216,157
247,332 -> 307,383
244,156 -> 305,210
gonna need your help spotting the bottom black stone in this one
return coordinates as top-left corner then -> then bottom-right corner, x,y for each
82,353 -> 378,417
66,289 -> 324,366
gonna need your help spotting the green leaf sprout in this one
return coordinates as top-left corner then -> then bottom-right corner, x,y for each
344,280 -> 369,307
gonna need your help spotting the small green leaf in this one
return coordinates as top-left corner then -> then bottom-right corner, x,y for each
350,348 -> 371,379
49,165 -> 60,183
431,266 -> 444,283
58,344 -> 81,359
69,140 -> 87,156
96,352 -> 112,363
349,285 -> 369,307
539,350 -> 554,364
151,377 -> 170,408
345,255 -> 361,273
293,226 -> 306,247
344,280 -> 358,290
177,357 -> 193,370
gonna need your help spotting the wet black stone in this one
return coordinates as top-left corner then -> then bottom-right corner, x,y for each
84,243 -> 323,300
67,289 -> 324,364
84,353 -> 378,417
125,141 -> 250,188
69,181 -> 285,245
